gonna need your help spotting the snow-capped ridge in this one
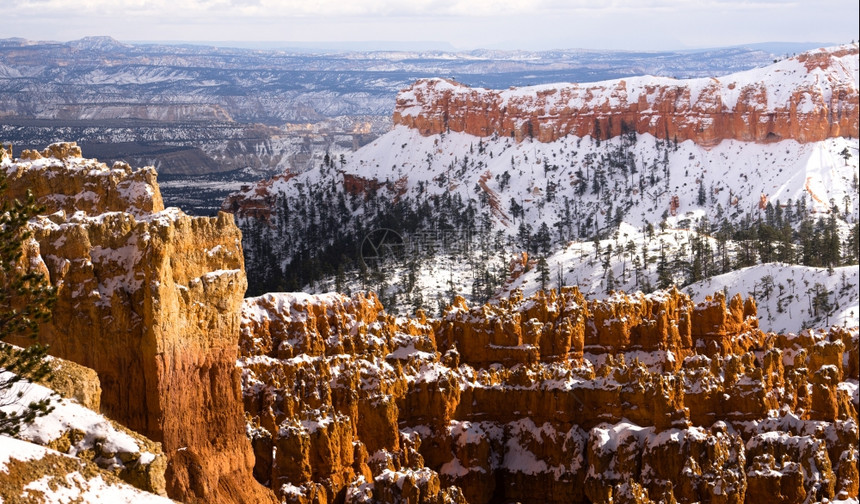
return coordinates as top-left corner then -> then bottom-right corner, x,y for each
394,43 -> 859,145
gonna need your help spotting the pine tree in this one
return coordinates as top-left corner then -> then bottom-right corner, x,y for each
656,241 -> 672,289
697,182 -> 707,206
840,147 -> 852,165
632,254 -> 642,288
811,283 -> 833,325
605,268 -> 616,294
535,223 -> 552,255
823,211 -> 841,269
688,234 -> 704,284
847,222 -> 860,264
1,171 -> 56,435
537,257 -> 550,292
335,263 -> 347,294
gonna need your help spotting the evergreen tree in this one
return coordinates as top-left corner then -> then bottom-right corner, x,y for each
535,223 -> 552,255
823,211 -> 841,269
632,254 -> 642,288
656,241 -> 672,289
0,172 -> 55,435
777,223 -> 795,264
537,257 -> 550,292
810,283 -> 833,325
797,215 -> 816,266
688,234 -> 705,284
847,222 -> 860,264
517,222 -> 533,254
335,263 -> 347,294
605,268 -> 616,294
840,146 -> 852,165
697,182 -> 707,206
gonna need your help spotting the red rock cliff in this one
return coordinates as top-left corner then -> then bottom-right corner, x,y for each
1,143 -> 276,504
393,45 -> 859,145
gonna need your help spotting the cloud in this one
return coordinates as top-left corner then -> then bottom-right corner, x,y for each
4,0 -> 856,50
8,0 -> 813,18
0,0 -> 678,18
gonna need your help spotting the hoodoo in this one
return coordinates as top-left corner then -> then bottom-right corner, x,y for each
239,288 -> 859,503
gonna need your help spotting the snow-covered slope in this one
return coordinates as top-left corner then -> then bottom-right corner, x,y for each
0,435 -> 174,503
343,127 -> 857,227
0,371 -> 172,502
686,264 -> 859,333
227,45 -> 859,329
510,236 -> 859,334
0,372 -> 159,468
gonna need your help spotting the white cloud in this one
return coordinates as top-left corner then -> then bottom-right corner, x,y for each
3,0 -> 857,50
11,0 -> 795,17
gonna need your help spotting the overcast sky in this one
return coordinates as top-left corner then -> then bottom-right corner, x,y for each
3,0 -> 858,51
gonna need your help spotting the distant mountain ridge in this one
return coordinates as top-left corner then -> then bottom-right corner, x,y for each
0,36 -> 825,125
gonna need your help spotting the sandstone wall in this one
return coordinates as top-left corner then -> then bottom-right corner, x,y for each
1,143 -> 275,504
393,45 -> 859,145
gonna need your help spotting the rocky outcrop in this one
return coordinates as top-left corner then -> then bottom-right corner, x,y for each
239,292 -> 458,503
43,355 -> 103,412
0,351 -> 167,496
4,142 -> 163,217
240,288 -> 859,504
221,172 -> 297,221
394,45 -> 859,145
222,170 -> 409,221
0,435 -> 177,504
1,143 -> 275,504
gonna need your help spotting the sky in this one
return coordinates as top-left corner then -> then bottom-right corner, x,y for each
2,0 -> 858,51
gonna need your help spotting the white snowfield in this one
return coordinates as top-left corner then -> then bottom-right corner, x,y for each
685,264 -> 859,334
0,372 -> 153,465
340,128 -> 858,229
244,123 -> 859,319
511,240 -> 860,335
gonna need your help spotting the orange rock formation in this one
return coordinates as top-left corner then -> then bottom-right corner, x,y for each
393,45 -> 859,145
240,287 -> 858,504
1,143 -> 275,504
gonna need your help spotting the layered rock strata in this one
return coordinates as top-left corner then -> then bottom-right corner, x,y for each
1,143 -> 275,504
240,288 -> 859,504
393,45 -> 859,145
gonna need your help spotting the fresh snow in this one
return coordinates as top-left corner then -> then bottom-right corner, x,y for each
0,434 -> 46,472
236,115 -> 858,320
397,45 -> 858,121
0,436 -> 173,503
21,472 -> 174,503
0,372 -> 153,468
